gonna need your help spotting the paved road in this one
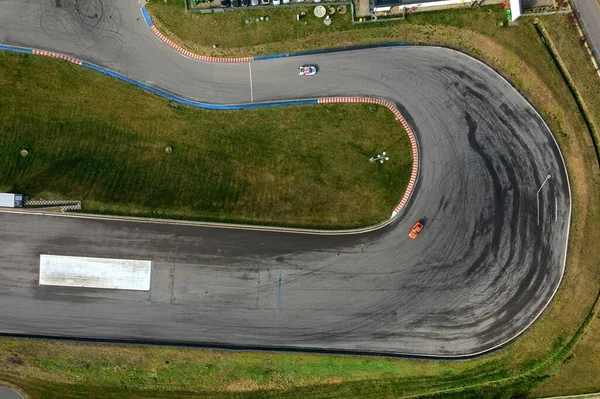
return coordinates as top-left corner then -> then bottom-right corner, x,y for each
0,0 -> 570,356
572,0 -> 600,66
0,387 -> 23,399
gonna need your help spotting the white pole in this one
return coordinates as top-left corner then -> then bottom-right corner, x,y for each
537,174 -> 551,226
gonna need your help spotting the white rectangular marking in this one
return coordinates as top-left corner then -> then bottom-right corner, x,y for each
248,62 -> 254,103
39,255 -> 152,291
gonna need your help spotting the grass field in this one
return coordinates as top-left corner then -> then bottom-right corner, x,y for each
0,53 -> 412,229
2,6 -> 600,399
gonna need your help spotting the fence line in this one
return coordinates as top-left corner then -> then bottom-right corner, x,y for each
568,0 -> 600,77
24,199 -> 82,212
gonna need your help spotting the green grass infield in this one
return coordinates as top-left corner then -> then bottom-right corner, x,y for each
0,52 -> 412,229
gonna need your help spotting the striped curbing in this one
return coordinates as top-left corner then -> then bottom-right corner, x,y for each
318,97 -> 419,219
148,24 -> 252,63
32,49 -> 82,65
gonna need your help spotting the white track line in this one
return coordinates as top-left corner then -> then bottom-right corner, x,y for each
248,62 -> 254,103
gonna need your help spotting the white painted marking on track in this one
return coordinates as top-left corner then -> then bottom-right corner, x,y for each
39,255 -> 152,291
248,62 -> 254,103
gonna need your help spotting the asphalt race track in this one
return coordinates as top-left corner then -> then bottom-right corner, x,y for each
0,0 -> 571,356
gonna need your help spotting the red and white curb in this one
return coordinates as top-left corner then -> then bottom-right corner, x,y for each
32,49 -> 82,65
319,97 -> 419,220
149,25 -> 252,63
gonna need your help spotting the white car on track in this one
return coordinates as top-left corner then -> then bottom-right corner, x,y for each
298,65 -> 317,76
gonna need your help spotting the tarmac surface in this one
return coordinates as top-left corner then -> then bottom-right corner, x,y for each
0,387 -> 23,399
0,0 -> 571,356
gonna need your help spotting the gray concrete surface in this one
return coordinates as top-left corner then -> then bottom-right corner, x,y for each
0,387 -> 23,399
571,0 -> 600,65
0,0 -> 570,356
521,0 -> 554,9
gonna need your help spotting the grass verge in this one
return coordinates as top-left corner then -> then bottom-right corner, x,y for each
2,7 -> 600,399
0,52 -> 412,229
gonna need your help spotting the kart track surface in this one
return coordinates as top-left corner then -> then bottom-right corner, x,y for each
0,0 -> 570,357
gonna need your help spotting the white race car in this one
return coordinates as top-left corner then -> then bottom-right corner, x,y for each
298,65 -> 317,76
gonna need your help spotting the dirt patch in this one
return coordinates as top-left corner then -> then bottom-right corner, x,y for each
222,379 -> 261,392
6,357 -> 23,366
354,0 -> 371,18
322,376 -> 344,384
521,0 -> 554,9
